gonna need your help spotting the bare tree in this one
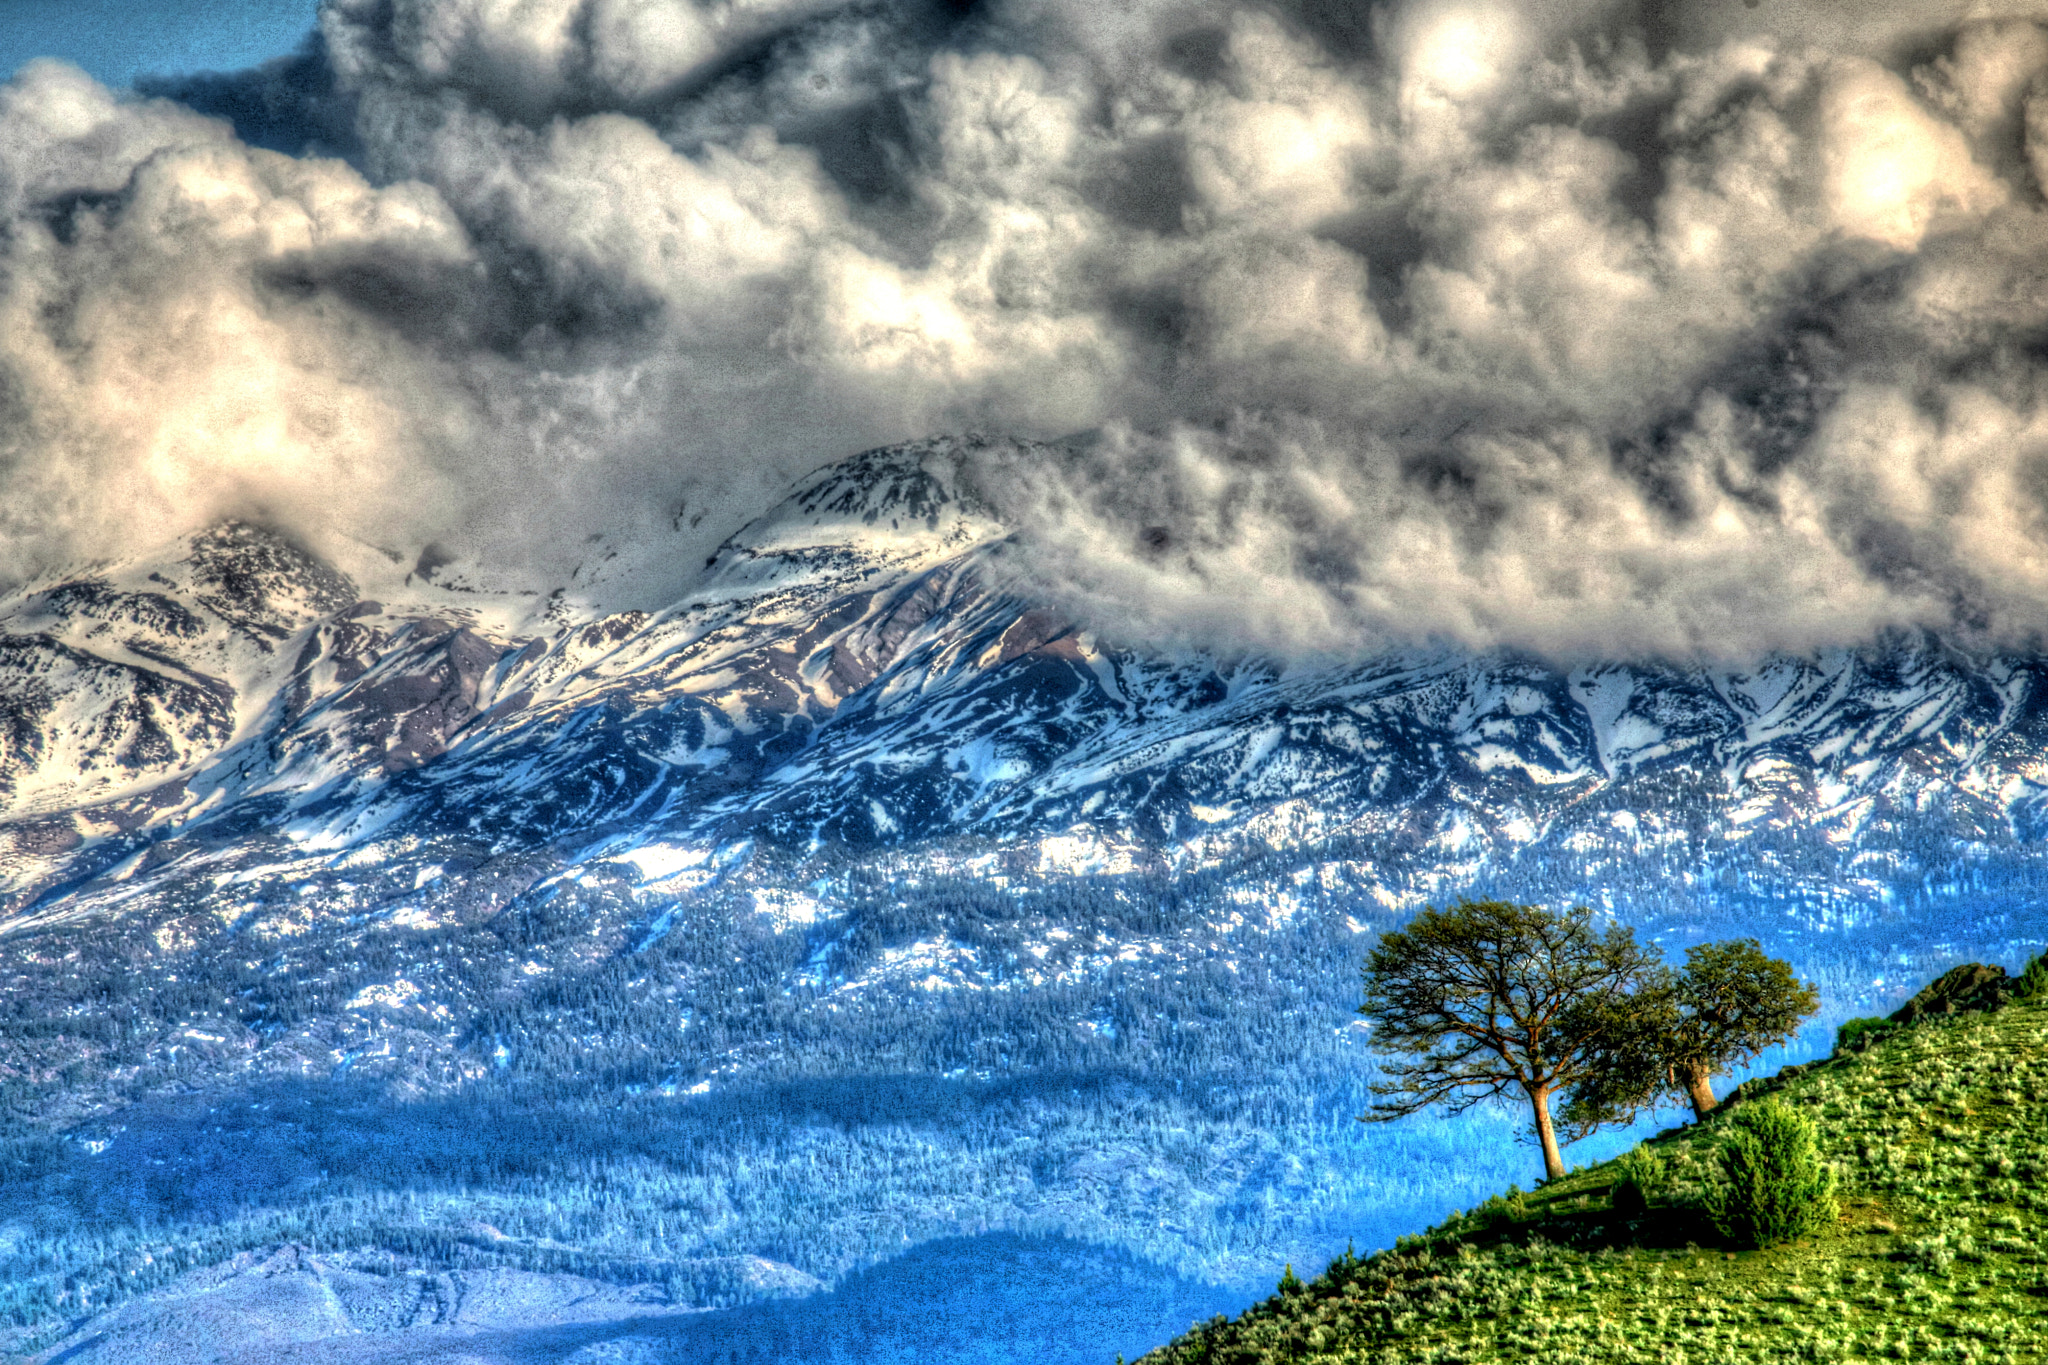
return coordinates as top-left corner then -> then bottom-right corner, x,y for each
1357,899 -> 1661,1180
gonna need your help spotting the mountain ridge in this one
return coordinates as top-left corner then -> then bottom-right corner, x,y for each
5,435 -> 2048,926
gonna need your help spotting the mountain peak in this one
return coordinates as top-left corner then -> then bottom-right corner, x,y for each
787,439 -> 984,525
179,520 -> 359,635
710,436 -> 1014,566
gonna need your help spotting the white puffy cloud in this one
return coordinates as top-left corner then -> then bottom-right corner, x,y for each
8,0 -> 2048,657
1820,56 -> 2007,251
0,62 -> 477,573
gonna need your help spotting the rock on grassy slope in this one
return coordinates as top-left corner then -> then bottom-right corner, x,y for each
1138,967 -> 2048,1365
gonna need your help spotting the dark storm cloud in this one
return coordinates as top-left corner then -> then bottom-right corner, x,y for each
7,0 -> 2048,655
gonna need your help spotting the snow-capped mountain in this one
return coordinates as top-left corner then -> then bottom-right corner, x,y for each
5,435 -> 2048,928
5,436 -> 2047,1348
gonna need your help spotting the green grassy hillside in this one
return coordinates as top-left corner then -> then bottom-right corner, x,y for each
1139,974 -> 2048,1365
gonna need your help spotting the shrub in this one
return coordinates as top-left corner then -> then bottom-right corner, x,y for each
2015,952 -> 2048,1003
1835,1017 -> 1892,1053
1904,1234 -> 1957,1275
1611,1144 -> 1666,1217
1709,1098 -> 1838,1248
1473,1189 -> 1526,1233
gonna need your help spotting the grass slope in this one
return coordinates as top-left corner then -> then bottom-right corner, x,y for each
1139,984 -> 2048,1364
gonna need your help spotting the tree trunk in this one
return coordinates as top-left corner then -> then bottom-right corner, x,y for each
1678,1064 -> 1718,1119
1528,1084 -> 1565,1180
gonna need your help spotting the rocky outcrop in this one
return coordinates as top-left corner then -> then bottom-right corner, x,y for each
1887,963 -> 2016,1024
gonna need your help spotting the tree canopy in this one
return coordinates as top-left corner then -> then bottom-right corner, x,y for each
1356,899 -> 1661,1180
1564,938 -> 1819,1131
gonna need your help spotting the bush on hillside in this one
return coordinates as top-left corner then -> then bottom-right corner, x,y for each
1610,1143 -> 1666,1218
2016,952 -> 2048,1003
1709,1098 -> 1837,1249
1835,1016 -> 1893,1053
1472,1186 -> 1529,1233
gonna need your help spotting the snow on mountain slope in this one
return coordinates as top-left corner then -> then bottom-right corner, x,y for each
0,523 -> 354,814
5,435 -> 2048,924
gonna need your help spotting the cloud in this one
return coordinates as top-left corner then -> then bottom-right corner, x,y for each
0,62 -> 470,573
7,0 -> 2048,657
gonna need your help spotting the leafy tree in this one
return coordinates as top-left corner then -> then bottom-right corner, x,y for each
1566,939 -> 1819,1129
1709,1097 -> 1837,1248
1356,900 -> 1661,1180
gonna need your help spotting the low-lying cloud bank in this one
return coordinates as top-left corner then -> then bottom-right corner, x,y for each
7,0 -> 2048,659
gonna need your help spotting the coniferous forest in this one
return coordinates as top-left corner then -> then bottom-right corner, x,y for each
0,824 -> 2041,1360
